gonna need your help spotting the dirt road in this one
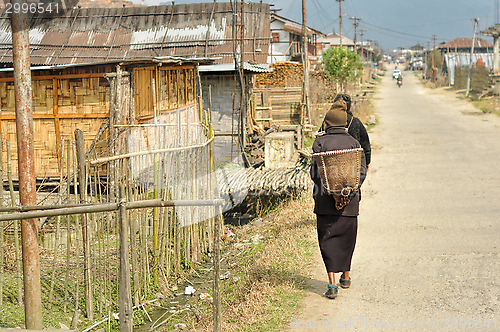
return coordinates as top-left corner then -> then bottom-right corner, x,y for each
288,69 -> 500,331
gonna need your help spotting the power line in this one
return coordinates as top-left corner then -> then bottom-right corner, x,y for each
312,0 -> 335,23
391,17 -> 477,30
308,1 -> 337,20
286,0 -> 298,18
361,20 -> 435,40
310,0 -> 326,30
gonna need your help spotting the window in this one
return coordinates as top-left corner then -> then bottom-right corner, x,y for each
272,32 -> 279,43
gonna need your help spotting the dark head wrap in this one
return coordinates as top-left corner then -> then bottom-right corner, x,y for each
334,94 -> 352,114
323,100 -> 347,131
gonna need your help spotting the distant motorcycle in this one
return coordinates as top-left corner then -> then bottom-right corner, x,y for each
397,78 -> 402,88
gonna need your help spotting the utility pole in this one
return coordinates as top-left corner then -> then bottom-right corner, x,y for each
337,0 -> 345,47
432,35 -> 436,82
466,18 -> 479,97
10,0 -> 43,329
359,29 -> 367,61
350,17 -> 361,54
426,41 -> 430,79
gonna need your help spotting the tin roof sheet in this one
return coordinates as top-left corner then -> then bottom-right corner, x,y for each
199,62 -> 273,73
439,37 -> 493,49
0,2 -> 271,66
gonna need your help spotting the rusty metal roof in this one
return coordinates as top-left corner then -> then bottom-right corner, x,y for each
439,37 -> 493,49
0,56 -> 217,72
0,2 -> 271,66
271,13 -> 325,38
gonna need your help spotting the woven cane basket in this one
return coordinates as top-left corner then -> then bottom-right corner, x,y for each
313,148 -> 363,196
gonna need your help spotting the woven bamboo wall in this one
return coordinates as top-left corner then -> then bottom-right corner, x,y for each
0,66 -> 112,178
0,62 -> 198,179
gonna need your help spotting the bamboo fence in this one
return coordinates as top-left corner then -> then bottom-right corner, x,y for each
0,92 -> 222,330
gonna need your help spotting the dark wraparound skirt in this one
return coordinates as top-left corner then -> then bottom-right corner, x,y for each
316,214 -> 358,273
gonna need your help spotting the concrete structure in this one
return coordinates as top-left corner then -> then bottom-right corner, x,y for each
264,132 -> 295,168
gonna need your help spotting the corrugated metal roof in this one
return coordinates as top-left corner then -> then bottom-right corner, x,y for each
0,56 -> 217,72
199,62 -> 273,73
0,2 -> 271,66
271,13 -> 325,37
439,37 -> 493,49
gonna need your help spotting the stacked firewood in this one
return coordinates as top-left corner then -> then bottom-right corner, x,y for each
255,62 -> 304,88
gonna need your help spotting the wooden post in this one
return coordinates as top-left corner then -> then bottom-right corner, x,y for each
0,133 -> 3,307
119,184 -> 133,332
75,129 -> 93,321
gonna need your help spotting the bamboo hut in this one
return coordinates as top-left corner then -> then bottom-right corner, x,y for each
0,57 -> 213,179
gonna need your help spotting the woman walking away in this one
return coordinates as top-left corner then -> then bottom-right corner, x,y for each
310,100 -> 367,299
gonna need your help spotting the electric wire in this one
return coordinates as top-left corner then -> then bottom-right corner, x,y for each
310,0 -> 326,32
361,20 -> 435,40
286,0 -> 298,18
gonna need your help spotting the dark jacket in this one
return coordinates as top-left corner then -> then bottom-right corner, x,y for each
319,112 -> 371,165
346,113 -> 371,165
310,128 -> 367,216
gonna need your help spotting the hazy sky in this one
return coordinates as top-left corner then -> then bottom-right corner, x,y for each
136,0 -> 499,52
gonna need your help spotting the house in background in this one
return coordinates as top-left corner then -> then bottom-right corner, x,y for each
269,13 -> 325,64
438,38 -> 494,85
317,33 -> 356,54
439,38 -> 493,54
0,57 -> 212,178
0,2 -> 274,168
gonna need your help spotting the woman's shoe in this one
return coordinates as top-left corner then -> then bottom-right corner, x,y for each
325,284 -> 338,299
339,275 -> 351,289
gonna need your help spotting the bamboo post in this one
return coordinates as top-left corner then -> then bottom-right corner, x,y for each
152,78 -> 159,285
93,164 -> 104,314
63,139 -> 71,313
48,138 -> 64,309
208,95 -> 221,331
0,133 -> 3,307
213,206 -> 222,332
6,141 -> 22,305
119,183 -> 133,332
127,163 -> 140,307
75,129 -> 94,320
72,141 -> 80,313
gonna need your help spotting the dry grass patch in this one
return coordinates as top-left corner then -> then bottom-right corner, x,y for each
162,194 -> 317,331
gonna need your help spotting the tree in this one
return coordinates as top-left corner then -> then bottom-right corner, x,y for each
321,47 -> 363,90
